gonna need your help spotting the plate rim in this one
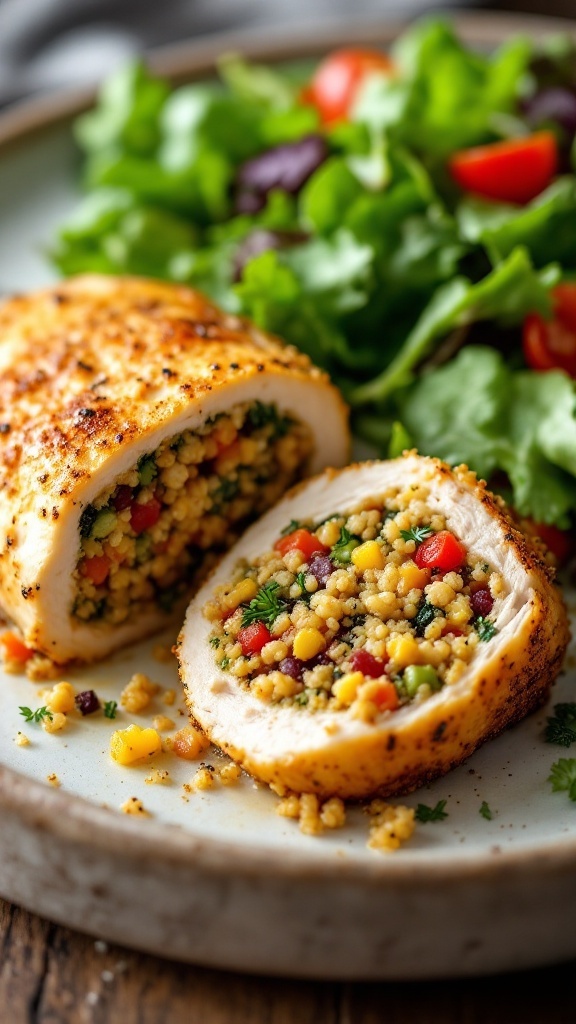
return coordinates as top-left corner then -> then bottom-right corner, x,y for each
1,7 -> 576,885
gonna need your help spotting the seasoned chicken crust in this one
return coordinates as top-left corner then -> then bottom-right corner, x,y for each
0,275 -> 348,662
178,454 -> 570,799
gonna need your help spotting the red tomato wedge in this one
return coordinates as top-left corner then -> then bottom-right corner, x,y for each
415,531 -> 466,572
274,528 -> 329,560
306,48 -> 395,124
523,283 -> 576,377
449,132 -> 558,205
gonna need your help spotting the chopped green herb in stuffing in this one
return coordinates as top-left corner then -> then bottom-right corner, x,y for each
476,617 -> 497,642
331,526 -> 360,564
103,700 -> 118,720
210,636 -> 220,648
241,581 -> 288,628
281,519 -> 302,536
400,525 -> 434,544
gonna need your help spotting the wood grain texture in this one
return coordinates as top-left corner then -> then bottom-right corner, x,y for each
1,898 -> 575,1024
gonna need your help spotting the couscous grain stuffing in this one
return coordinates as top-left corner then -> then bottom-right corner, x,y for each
178,454 -> 569,800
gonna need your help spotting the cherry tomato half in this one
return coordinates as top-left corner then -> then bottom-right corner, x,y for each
306,48 -> 395,124
523,283 -> 576,377
449,132 -> 558,205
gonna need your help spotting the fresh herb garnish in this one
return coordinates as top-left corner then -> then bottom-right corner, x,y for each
209,636 -> 220,648
241,581 -> 287,628
19,705 -> 53,725
400,524 -> 434,544
281,519 -> 301,536
414,601 -> 441,637
545,703 -> 576,747
479,801 -> 493,820
220,656 -> 230,670
548,758 -> 576,801
415,799 -> 448,823
294,692 -> 309,706
103,700 -> 118,720
475,617 -> 497,642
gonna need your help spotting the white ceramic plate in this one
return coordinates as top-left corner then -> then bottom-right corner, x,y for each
1,12 -> 576,980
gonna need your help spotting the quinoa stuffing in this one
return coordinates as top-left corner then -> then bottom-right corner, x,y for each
205,483 -> 504,719
73,401 -> 312,625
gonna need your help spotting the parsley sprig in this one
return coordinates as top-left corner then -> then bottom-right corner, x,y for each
103,700 -> 118,720
400,524 -> 434,544
549,758 -> 576,801
415,799 -> 448,823
19,705 -> 53,725
241,581 -> 288,628
295,572 -> 311,604
545,703 -> 576,747
475,616 -> 497,642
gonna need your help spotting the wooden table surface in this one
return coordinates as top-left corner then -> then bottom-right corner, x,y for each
1,898 -> 574,1024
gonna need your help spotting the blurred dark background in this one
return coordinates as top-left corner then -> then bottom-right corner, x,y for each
0,0 -> 574,108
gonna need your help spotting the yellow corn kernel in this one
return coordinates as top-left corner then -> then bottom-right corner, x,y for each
46,681 -> 75,714
332,671 -> 364,706
110,724 -> 162,766
387,634 -> 420,669
399,560 -> 429,593
293,627 -> 326,661
351,540 -> 385,572
223,578 -> 258,611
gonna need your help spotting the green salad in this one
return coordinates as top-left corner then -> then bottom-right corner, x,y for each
53,19 -> 576,538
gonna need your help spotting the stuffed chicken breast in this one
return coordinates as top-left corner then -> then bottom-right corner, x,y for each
178,454 -> 569,799
0,275 -> 348,664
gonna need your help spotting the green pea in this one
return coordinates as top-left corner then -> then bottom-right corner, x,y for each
137,454 -> 158,486
403,664 -> 441,699
90,507 -> 118,540
332,539 -> 360,565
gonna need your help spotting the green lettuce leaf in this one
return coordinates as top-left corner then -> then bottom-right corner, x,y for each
351,247 -> 559,404
397,346 -> 576,525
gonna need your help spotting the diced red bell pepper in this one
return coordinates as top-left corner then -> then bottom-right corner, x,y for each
532,521 -> 573,564
449,132 -> 558,205
238,621 -> 272,655
130,497 -> 161,535
415,530 -> 466,572
371,680 -> 400,711
0,630 -> 34,663
349,649 -> 388,678
82,554 -> 111,586
274,528 -> 329,560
